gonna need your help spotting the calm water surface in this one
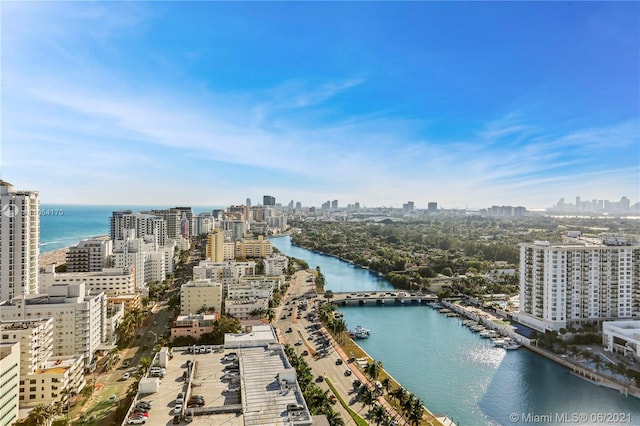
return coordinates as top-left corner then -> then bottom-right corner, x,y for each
271,235 -> 640,426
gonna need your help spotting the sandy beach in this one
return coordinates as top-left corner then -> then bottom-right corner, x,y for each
39,247 -> 69,268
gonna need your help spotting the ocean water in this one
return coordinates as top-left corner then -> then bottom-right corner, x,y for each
270,236 -> 640,426
39,204 -> 222,253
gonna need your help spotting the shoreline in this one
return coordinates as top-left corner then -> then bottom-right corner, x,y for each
440,299 -> 640,399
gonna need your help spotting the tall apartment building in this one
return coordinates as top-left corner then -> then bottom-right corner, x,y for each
0,342 -> 20,426
0,283 -> 107,366
66,238 -> 113,272
111,211 -> 168,248
112,230 -> 145,289
0,181 -> 39,302
517,239 -> 640,332
206,229 -> 224,263
174,207 -> 194,237
149,208 -> 181,240
180,279 -> 223,315
263,195 -> 276,206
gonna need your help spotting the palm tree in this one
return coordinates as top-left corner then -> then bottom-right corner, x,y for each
408,396 -> 425,426
401,392 -> 417,418
381,377 -> 391,393
60,387 -> 77,416
28,403 -> 60,426
364,360 -> 383,382
370,403 -> 387,425
324,409 -> 345,426
359,387 -> 376,413
390,386 -> 407,404
138,357 -> 152,377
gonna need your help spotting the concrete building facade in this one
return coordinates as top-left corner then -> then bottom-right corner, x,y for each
517,239 -> 640,332
0,181 -> 40,302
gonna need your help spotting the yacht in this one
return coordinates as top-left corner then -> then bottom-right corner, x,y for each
502,338 -> 522,350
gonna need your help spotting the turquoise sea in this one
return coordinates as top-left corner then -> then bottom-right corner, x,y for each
39,204 -> 221,253
270,236 -> 640,426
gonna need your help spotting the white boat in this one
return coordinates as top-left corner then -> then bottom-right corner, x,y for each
491,337 -> 508,346
479,330 -> 498,338
502,338 -> 522,350
355,326 -> 371,335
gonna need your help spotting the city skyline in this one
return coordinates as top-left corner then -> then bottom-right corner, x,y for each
2,2 -> 638,208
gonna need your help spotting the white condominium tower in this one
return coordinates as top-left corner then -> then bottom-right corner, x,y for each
518,237 -> 640,333
0,181 -> 39,302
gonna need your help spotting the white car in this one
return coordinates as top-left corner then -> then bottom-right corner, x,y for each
223,385 -> 240,393
174,404 -> 183,415
122,372 -> 131,381
127,416 -> 146,424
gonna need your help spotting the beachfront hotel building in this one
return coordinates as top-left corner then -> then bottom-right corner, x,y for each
206,229 -> 224,262
180,279 -> 223,315
66,238 -> 113,272
0,181 -> 40,302
0,283 -> 107,366
0,318 -> 54,376
0,342 -> 20,426
516,238 -> 640,333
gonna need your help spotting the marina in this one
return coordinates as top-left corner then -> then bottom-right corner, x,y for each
271,235 -> 640,426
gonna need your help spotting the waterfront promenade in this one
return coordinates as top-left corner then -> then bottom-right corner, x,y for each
277,270 -> 449,426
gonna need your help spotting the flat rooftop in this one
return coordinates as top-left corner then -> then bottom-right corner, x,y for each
132,344 -> 311,426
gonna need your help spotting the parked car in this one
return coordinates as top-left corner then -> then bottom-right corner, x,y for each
344,369 -> 352,376
172,414 -> 180,424
127,416 -> 146,424
335,359 -> 343,365
173,404 -> 183,415
315,375 -> 324,383
223,385 -> 240,393
301,350 -> 309,356
121,372 -> 131,381
185,409 -> 194,423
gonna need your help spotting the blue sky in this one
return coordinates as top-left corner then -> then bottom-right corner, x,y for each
1,1 -> 638,209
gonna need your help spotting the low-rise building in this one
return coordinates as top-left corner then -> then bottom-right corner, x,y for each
20,355 -> 85,408
170,313 -> 219,341
264,254 -> 289,276
225,298 -> 269,320
106,293 -> 141,313
227,282 -> 274,300
603,320 -> 640,358
180,279 -> 223,315
0,319 -> 54,376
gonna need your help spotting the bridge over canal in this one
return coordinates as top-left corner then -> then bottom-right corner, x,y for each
327,291 -> 438,305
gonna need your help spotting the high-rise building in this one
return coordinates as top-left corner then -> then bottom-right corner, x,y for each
246,198 -> 252,208
66,238 -> 113,272
206,229 -> 224,263
263,195 -> 276,206
174,207 -> 194,236
0,283 -> 107,365
0,181 -> 39,302
516,238 -> 640,333
180,213 -> 190,239
331,200 -> 338,209
427,202 -> 438,213
180,279 -> 223,315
